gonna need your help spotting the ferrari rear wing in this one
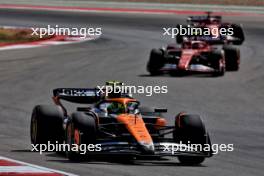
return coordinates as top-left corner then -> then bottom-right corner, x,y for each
187,12 -> 222,24
53,88 -> 102,104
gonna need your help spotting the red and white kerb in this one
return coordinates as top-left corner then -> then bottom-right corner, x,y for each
0,156 -> 77,176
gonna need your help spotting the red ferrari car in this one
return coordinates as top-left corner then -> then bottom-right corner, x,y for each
147,40 -> 240,76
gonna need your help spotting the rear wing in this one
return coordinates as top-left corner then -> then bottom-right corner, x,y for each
187,12 -> 221,23
53,88 -> 102,104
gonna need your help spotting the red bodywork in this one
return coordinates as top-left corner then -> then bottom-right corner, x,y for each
165,40 -> 220,72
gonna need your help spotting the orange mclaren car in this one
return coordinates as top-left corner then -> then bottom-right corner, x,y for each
30,83 -> 213,165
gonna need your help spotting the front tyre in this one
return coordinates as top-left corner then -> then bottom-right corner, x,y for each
66,112 -> 97,161
212,58 -> 225,77
174,114 -> 211,165
210,50 -> 225,77
147,49 -> 165,75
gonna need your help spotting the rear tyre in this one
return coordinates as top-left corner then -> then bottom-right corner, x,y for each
231,24 -> 245,45
223,45 -> 240,71
208,50 -> 226,77
174,114 -> 211,165
147,49 -> 165,75
210,50 -> 225,77
30,105 -> 64,146
66,112 -> 97,161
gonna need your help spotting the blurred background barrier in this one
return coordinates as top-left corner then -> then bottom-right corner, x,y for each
0,0 -> 263,6
0,0 -> 263,14
76,0 -> 264,6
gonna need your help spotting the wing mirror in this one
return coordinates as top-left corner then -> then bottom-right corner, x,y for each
154,108 -> 167,113
134,109 -> 140,115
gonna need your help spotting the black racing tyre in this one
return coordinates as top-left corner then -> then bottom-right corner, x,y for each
147,49 -> 165,75
210,50 -> 225,77
174,114 -> 210,165
66,112 -> 97,161
72,112 -> 97,144
223,45 -> 240,71
30,105 -> 64,145
231,24 -> 245,45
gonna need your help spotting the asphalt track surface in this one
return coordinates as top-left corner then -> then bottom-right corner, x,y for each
0,9 -> 263,176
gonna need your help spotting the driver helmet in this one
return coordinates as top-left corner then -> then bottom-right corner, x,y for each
107,102 -> 125,114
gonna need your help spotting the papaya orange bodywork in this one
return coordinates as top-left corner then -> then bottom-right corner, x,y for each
155,118 -> 167,130
116,114 -> 153,144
